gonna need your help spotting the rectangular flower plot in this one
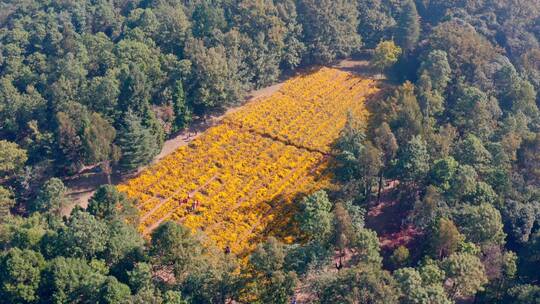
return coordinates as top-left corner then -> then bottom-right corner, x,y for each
118,67 -> 378,255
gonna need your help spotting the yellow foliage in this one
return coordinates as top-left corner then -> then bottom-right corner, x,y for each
117,67 -> 377,255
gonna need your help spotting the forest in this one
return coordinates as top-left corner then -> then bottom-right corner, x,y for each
0,0 -> 539,303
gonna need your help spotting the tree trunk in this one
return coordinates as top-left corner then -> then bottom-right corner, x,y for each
377,172 -> 383,202
102,161 -> 112,185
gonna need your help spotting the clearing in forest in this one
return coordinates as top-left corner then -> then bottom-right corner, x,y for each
118,67 -> 379,254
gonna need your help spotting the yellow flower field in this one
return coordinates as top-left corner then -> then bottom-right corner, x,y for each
118,67 -> 378,255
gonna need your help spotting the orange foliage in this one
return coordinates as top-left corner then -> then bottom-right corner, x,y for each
118,67 -> 378,255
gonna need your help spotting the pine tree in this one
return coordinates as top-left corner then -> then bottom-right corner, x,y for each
116,110 -> 156,172
396,0 -> 420,52
172,80 -> 192,132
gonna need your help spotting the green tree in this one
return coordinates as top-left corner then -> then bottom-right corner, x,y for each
38,257 -> 108,304
429,157 -> 459,191
502,199 -> 540,243
314,265 -> 399,303
495,65 -> 539,118
390,245 -> 410,268
172,80 -> 191,132
0,140 -> 27,180
150,222 -> 204,284
249,237 -> 298,304
454,203 -> 506,246
455,134 -> 492,170
429,218 -> 464,259
417,50 -> 451,119
296,190 -> 334,241
373,122 -> 398,200
419,50 -> 451,92
394,267 -> 451,304
163,290 -> 188,304
0,248 -> 45,303
116,110 -> 157,172
442,252 -> 488,300
298,0 -> 362,64
452,84 -> 500,140
87,185 -> 138,224
356,0 -> 396,48
53,210 -> 109,259
396,0 -> 420,51
184,38 -> 247,112
0,186 -> 15,221
350,228 -> 383,266
388,82 -> 423,144
103,220 -> 144,267
334,113 -> 366,182
82,112 -> 118,184
83,75 -> 119,119
32,178 -> 69,216
152,4 -> 191,56
191,2 -> 227,38
506,284 -> 540,304
117,63 -> 152,117
98,276 -> 131,304
372,40 -> 402,72
0,213 -> 51,251
394,135 -> 430,186
410,186 -> 449,229
127,262 -> 153,293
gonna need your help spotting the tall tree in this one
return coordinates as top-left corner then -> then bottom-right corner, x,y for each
372,40 -> 402,73
454,203 -> 506,246
0,140 -> 27,180
149,222 -> 204,284
87,185 -> 138,224
184,38 -> 248,113
249,237 -> 298,304
314,265 -> 399,303
442,252 -> 488,300
38,257 -> 108,303
116,110 -> 157,172
0,248 -> 45,303
53,210 -> 109,259
296,190 -> 334,241
298,0 -> 361,64
429,218 -> 464,259
394,135 -> 430,187
394,267 -> 451,304
451,83 -> 500,140
0,186 -> 15,221
387,82 -> 423,144
373,122 -> 398,200
356,0 -> 396,48
417,50 -> 451,118
31,178 -> 69,216
172,80 -> 191,132
396,0 -> 420,52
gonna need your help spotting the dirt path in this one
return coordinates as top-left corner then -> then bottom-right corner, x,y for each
155,82 -> 284,161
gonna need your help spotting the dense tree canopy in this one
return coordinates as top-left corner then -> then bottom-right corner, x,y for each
0,0 -> 540,302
